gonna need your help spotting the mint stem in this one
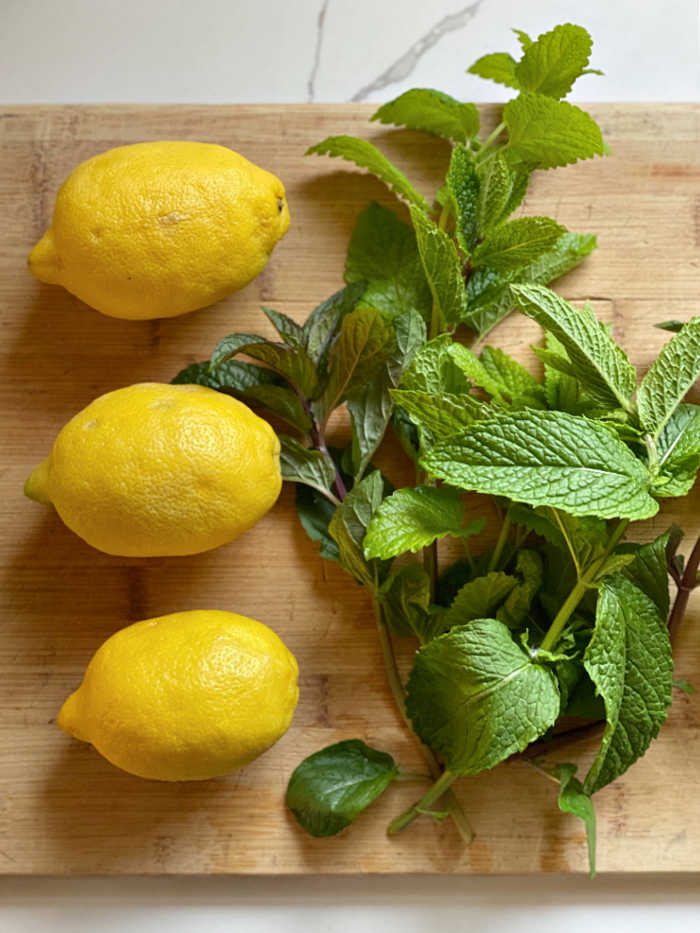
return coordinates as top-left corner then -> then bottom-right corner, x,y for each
668,532 -> 700,641
388,768 -> 457,835
487,506 -> 512,572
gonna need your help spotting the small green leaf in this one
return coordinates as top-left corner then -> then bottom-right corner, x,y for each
448,343 -> 506,402
244,384 -> 311,432
554,763 -> 597,878
399,334 -> 472,395
504,93 -> 605,169
286,740 -> 398,837
329,471 -> 387,586
472,217 -> 566,271
513,28 -> 533,51
391,388 -> 486,446
380,564 -> 432,641
409,205 -> 468,327
279,436 -> 337,498
262,307 -> 305,350
303,283 -> 366,369
584,576 -> 673,794
637,317 -> 700,440
515,24 -> 597,99
307,136 -> 429,209
406,619 -> 560,775
441,572 -> 518,631
497,549 -> 543,628
171,359 -> 280,394
364,485 -> 477,560
674,679 -> 695,695
210,333 -> 319,400
654,320 -> 684,333
467,52 -> 520,89
447,144 -> 480,253
421,410 -> 657,520
479,346 -> 546,408
477,155 -> 513,237
371,88 -> 479,143
296,483 -> 340,563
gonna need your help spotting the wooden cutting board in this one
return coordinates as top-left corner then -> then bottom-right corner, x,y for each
1,104 -> 699,875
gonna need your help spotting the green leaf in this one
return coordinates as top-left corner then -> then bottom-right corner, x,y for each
511,284 -> 636,411
262,307 -> 305,350
171,359 -> 280,394
317,307 -> 396,421
655,320 -> 684,333
329,471 -> 387,586
279,436 -> 337,498
447,343 -> 506,402
380,564 -> 432,641
371,88 -> 479,143
657,404 -> 700,469
244,384 -> 311,432
421,410 -> 657,520
472,217 -> 566,271
542,330 -> 584,412
504,93 -> 605,169
406,619 -> 560,775
619,529 -> 672,621
364,485 -> 478,560
584,576 -> 673,794
467,52 -> 520,89
515,24 -> 596,99
391,388 -> 486,446
674,679 -> 696,695
399,334 -> 472,395
554,763 -> 597,878
296,483 -> 340,563
477,155 -> 512,237
513,28 -> 533,51
210,333 -> 318,399
479,346 -> 546,408
286,740 -> 398,837
409,205 -> 468,327
307,136 -> 429,209
441,572 -> 518,631
446,145 -> 480,253
496,549 -> 543,628
637,317 -> 700,439
303,283 -> 366,369
345,202 -> 432,322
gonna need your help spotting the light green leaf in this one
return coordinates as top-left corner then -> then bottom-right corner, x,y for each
657,404 -> 700,470
448,343 -> 506,402
303,283 -> 366,369
286,740 -> 398,837
515,24 -> 596,99
584,576 -> 673,794
380,564 -> 432,641
262,306 -> 305,350
472,217 -> 567,271
329,471 -> 387,586
447,144 -> 480,253
371,88 -> 479,143
279,436 -> 337,498
504,93 -> 605,168
511,284 -> 636,411
637,317 -> 700,439
479,346 -> 546,407
554,763 -> 597,878
467,52 -> 520,89
307,136 -> 429,209
441,572 -> 517,631
541,330 -> 585,412
477,155 -> 512,237
391,388 -> 486,446
399,334 -> 472,395
409,205 -> 468,327
244,384 -> 312,432
513,28 -> 533,51
406,619 -> 560,775
421,410 -> 657,520
345,202 -> 432,321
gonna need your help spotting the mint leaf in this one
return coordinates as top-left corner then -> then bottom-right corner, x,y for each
446,145 -> 480,253
421,410 -> 657,520
515,24 -> 596,99
554,763 -> 597,878
371,88 -> 479,143
399,334 -> 472,395
619,529 -> 672,621
479,346 -> 546,408
542,330 -> 585,413
409,205 -> 468,327
380,564 -> 432,641
472,217 -> 566,271
637,317 -> 700,440
477,155 -> 513,237
279,436 -> 337,498
262,306 -> 305,350
448,343 -> 507,402
210,334 -> 319,400
329,471 -> 387,586
365,485 -> 478,560
296,483 -> 339,563
441,572 -> 518,631
653,404 -> 700,497
504,93 -> 605,169
467,52 -> 519,89
303,282 -> 366,369
244,384 -> 311,432
406,619 -> 560,775
307,136 -> 429,210
286,740 -> 398,837
584,576 -> 673,794
345,202 -> 432,322
511,284 -> 636,411
497,549 -> 543,628
513,28 -> 533,51
172,359 -> 280,394
391,388 -> 486,446
655,320 -> 684,334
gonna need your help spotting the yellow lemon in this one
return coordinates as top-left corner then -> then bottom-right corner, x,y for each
28,141 -> 290,320
24,383 -> 281,557
57,610 -> 299,781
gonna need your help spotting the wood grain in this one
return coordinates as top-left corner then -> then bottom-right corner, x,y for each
0,104 -> 698,875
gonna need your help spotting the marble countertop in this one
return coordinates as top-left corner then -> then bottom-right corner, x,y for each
2,0 -> 700,929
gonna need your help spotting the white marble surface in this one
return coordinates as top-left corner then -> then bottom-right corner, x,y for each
2,0 -> 700,929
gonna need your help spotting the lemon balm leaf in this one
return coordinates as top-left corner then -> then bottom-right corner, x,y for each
467,52 -> 520,89
504,93 -> 605,169
371,88 -> 479,143
287,740 -> 399,837
307,136 -> 429,210
515,24 -> 598,99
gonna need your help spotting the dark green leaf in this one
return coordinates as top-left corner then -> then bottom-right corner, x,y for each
303,283 -> 367,370
244,384 -> 311,432
329,471 -> 387,586
296,483 -> 340,563
655,320 -> 684,333
554,763 -> 597,878
371,88 -> 479,143
262,307 -> 305,350
380,564 -> 432,641
279,436 -> 337,498
619,529 -> 672,621
171,359 -> 280,394
496,549 -> 543,628
447,144 -> 480,253
479,346 -> 546,408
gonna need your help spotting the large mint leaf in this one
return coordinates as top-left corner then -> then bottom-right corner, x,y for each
409,205 -> 468,328
447,144 -> 480,253
554,763 -> 597,878
391,389 -> 486,446
472,217 -> 566,271
515,24 -> 597,99
279,436 -> 337,498
303,283 -> 366,369
364,485 -> 478,560
329,471 -> 387,586
504,93 -> 605,169
441,572 -> 517,631
637,318 -> 700,439
286,740 -> 398,837
584,576 -> 673,794
421,410 -> 657,520
371,88 -> 479,143
467,52 -> 519,89
511,284 -> 636,411
406,619 -> 560,775
307,136 -> 429,209
345,202 -> 432,321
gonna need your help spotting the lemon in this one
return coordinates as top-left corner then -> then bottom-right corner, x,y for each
24,383 -> 281,557
28,141 -> 290,320
57,610 -> 299,781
